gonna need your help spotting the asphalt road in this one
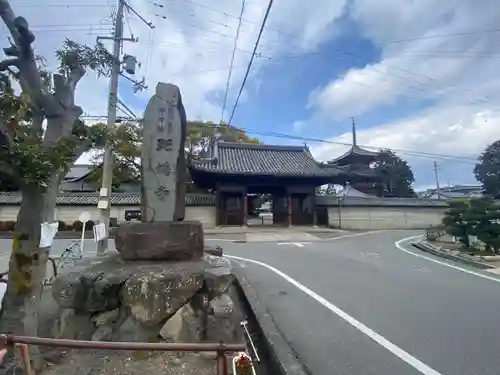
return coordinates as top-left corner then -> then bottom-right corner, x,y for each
215,230 -> 500,375
2,231 -> 500,374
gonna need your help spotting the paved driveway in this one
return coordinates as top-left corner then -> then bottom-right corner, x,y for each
215,230 -> 500,375
2,231 -> 500,374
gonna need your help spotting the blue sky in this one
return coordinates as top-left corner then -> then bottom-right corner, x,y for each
7,0 -> 500,191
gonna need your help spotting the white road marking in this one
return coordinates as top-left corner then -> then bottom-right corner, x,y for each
227,254 -> 443,375
395,236 -> 500,284
277,242 -> 310,247
321,229 -> 403,242
205,239 -> 240,242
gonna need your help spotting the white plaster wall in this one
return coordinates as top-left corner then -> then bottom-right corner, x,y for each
0,205 -> 217,228
327,206 -> 446,230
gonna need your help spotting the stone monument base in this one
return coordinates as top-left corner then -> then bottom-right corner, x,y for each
114,221 -> 204,261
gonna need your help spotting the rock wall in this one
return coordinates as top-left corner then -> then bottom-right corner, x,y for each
51,253 -> 244,344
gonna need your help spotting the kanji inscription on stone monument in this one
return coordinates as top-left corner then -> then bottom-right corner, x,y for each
141,82 -> 187,222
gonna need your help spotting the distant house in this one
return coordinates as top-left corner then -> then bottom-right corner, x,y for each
60,165 -> 96,192
60,165 -> 140,193
419,185 -> 484,200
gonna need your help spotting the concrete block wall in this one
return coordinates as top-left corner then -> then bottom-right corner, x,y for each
0,203 -> 445,231
327,206 -> 446,230
0,205 -> 217,228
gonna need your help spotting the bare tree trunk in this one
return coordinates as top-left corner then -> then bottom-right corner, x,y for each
0,178 -> 58,374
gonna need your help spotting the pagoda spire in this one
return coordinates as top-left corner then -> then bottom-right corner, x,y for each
351,117 -> 357,146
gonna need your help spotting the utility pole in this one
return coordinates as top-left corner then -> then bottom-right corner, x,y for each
96,0 -> 125,255
96,0 -> 132,254
96,0 -> 153,255
433,160 -> 441,200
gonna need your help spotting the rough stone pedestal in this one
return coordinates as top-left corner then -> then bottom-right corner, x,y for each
114,221 -> 204,261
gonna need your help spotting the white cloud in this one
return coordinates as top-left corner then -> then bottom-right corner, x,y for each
311,104 -> 498,162
300,0 -> 500,185
4,0 -> 347,122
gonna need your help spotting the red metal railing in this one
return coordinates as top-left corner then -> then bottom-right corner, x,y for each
0,334 -> 246,375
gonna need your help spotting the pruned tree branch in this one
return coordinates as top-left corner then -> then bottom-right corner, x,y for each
0,1 -> 59,116
65,52 -> 86,91
0,121 -> 13,143
0,160 -> 19,181
0,57 -> 18,71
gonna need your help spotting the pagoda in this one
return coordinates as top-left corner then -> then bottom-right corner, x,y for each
326,118 -> 382,195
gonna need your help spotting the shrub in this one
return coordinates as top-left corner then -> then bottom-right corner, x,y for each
85,220 -> 95,230
57,220 -> 66,231
3,221 -> 15,232
2,220 -> 16,232
425,224 -> 446,241
72,220 -> 83,232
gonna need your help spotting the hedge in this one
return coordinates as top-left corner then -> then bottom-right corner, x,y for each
0,220 -> 97,232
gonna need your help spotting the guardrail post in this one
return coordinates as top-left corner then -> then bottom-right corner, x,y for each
216,350 -> 228,375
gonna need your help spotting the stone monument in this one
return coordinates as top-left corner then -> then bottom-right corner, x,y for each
114,82 -> 204,261
50,83 -> 242,349
141,82 -> 186,222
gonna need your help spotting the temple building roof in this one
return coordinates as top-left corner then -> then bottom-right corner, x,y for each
328,118 -> 379,166
190,141 -> 345,178
323,163 -> 379,179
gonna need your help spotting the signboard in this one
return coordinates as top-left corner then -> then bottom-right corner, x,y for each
78,212 -> 91,257
93,222 -> 107,243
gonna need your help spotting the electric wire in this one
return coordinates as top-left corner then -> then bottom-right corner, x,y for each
220,0 -> 246,124
79,115 -> 478,164
228,0 -> 274,125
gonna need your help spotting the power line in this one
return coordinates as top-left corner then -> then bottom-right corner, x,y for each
234,127 -> 478,163
152,0 -> 500,46
374,28 -> 500,46
31,23 -> 112,28
228,0 -> 274,125
80,115 -> 478,164
220,0 -> 246,124
152,0 -> 286,40
31,28 -> 113,34
151,2 -> 284,46
15,4 -> 110,8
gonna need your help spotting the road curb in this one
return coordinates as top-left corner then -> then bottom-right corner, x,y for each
232,266 -> 310,375
411,241 -> 496,269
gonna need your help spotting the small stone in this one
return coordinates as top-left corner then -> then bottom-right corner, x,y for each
209,294 -> 234,316
122,268 -> 204,326
205,293 -> 244,344
114,316 -> 158,342
53,309 -> 94,340
51,255 -> 127,312
203,255 -> 234,298
172,357 -> 182,366
92,308 -> 120,326
159,304 -> 193,342
91,326 -> 113,341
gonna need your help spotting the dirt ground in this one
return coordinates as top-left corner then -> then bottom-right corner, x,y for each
36,287 -> 235,375
41,350 -> 223,375
429,239 -> 500,267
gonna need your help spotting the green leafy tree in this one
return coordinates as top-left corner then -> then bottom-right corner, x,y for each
442,198 -> 471,247
88,122 -> 141,189
316,184 -> 337,196
0,170 -> 18,191
464,197 -> 500,253
474,140 -> 500,198
0,2 -> 113,370
373,149 -> 416,198
89,121 -> 260,192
